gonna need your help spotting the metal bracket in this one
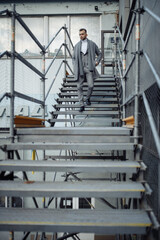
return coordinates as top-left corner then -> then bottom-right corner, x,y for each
131,50 -> 143,56
144,183 -> 152,195
132,7 -> 145,14
0,145 -> 7,152
148,211 -> 160,230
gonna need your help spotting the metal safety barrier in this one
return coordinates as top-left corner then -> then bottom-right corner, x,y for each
0,4 -> 74,142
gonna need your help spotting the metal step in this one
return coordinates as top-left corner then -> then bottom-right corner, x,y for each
16,127 -> 130,136
56,97 -> 118,103
53,104 -> 119,109
50,110 -> 119,116
63,82 -> 116,87
0,208 -> 151,234
0,142 -> 134,151
0,160 -> 141,173
0,181 -> 145,198
59,92 -> 117,97
66,76 -> 115,83
44,155 -> 126,160
48,118 -> 120,124
60,87 -> 116,92
16,127 -> 130,143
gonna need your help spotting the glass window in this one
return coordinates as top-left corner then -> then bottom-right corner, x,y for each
15,17 -> 43,56
0,18 -> 11,52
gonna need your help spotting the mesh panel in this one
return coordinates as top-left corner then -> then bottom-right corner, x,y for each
0,60 -> 10,95
120,0 -> 160,224
142,149 -> 159,217
139,84 -> 160,157
145,84 -> 160,136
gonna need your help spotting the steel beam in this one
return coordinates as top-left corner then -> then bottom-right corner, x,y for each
15,14 -> 45,52
14,52 -> 44,78
14,91 -> 44,105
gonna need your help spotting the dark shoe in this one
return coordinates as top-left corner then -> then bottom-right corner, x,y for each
79,106 -> 85,112
86,99 -> 91,105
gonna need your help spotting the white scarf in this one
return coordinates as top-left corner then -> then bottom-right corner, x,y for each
81,39 -> 88,55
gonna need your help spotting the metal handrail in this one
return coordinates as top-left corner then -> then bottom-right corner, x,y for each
116,25 -> 125,46
45,43 -> 73,75
45,60 -> 64,100
65,61 -> 74,75
123,54 -> 136,79
0,51 -> 9,58
14,52 -> 45,78
15,12 -> 45,52
123,14 -> 136,51
14,91 -> 44,105
45,43 -> 64,75
143,6 -> 160,24
64,43 -> 73,58
143,51 -> 160,89
117,44 -> 123,65
0,9 -> 9,15
117,60 -> 124,89
0,92 -> 11,103
45,27 -> 64,51
64,26 -> 74,49
45,26 -> 74,52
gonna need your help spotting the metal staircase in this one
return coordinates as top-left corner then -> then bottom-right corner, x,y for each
0,75 -> 154,239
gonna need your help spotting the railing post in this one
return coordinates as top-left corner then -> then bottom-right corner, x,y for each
64,24 -> 67,80
122,50 -> 126,119
113,25 -> 118,77
8,5 -> 15,240
134,0 -> 140,144
41,47 -> 46,239
10,3 -> 15,144
41,48 -> 45,120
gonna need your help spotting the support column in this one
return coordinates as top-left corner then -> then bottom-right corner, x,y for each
122,50 -> 126,119
9,6 -> 15,239
44,16 -> 49,57
10,3 -> 15,144
134,0 -> 140,144
114,25 -> 118,78
64,24 -> 67,80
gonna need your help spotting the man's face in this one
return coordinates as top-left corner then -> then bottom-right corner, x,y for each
79,30 -> 87,40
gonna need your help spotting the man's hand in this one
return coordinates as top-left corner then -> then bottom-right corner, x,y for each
95,62 -> 98,66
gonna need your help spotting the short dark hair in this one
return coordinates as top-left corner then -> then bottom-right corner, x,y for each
79,28 -> 87,33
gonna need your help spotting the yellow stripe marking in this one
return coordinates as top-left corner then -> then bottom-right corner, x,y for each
0,188 -> 145,192
0,221 -> 152,227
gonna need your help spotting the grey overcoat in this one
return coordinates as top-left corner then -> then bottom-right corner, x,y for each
72,39 -> 102,81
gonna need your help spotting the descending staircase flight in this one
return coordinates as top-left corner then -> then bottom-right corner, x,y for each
0,75 -> 153,239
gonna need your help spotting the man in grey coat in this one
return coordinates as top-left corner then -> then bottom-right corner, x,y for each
72,28 -> 102,112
